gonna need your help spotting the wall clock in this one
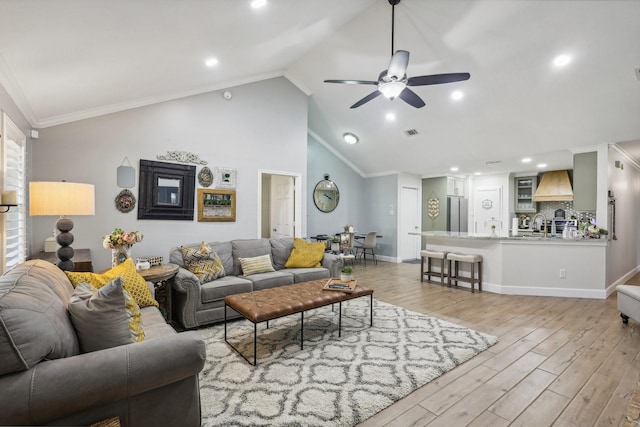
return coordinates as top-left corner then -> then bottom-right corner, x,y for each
313,175 -> 339,213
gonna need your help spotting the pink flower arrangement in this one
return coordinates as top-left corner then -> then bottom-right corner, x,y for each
103,228 -> 143,250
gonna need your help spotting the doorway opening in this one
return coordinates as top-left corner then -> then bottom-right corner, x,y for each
258,170 -> 302,239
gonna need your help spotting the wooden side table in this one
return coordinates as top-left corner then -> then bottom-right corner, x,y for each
138,263 -> 179,322
30,248 -> 93,272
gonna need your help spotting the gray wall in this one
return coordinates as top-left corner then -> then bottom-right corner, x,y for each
421,177 -> 448,248
31,77 -> 308,271
361,174 -> 397,259
306,135 -> 365,237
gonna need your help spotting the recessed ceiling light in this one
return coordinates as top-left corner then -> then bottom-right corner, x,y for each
450,167 -> 459,172
474,172 -> 482,176
451,91 -> 464,101
251,0 -> 267,8
205,58 -> 219,67
537,163 -> 548,168
553,54 -> 571,67
385,112 -> 396,121
343,133 -> 358,145
521,157 -> 532,163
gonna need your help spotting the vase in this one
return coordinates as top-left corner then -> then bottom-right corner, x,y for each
112,246 -> 132,267
340,273 -> 353,282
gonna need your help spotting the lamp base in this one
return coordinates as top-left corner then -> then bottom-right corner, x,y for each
55,217 -> 75,271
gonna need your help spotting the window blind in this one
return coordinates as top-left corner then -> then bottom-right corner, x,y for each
2,113 -> 27,272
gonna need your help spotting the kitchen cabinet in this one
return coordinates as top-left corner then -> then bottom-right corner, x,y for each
447,177 -> 465,197
573,152 -> 597,211
514,176 -> 537,212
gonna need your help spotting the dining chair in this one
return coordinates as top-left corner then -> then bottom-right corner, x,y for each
355,231 -> 377,266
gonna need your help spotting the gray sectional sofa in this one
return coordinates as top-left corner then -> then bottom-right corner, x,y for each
0,260 -> 206,427
170,237 -> 343,329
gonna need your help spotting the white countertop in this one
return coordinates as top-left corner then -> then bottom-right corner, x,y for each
411,231 -> 607,244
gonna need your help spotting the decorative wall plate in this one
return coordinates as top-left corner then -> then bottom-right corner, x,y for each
115,189 -> 136,213
198,167 -> 213,187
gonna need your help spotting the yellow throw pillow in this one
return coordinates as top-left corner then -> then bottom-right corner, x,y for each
181,242 -> 225,282
238,254 -> 275,276
66,258 -> 158,308
285,238 -> 326,268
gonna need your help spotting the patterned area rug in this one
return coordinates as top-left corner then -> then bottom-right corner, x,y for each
199,299 -> 497,427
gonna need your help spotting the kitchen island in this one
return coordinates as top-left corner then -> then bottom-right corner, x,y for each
414,231 -> 609,299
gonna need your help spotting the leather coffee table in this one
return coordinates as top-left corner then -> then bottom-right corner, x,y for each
224,279 -> 373,365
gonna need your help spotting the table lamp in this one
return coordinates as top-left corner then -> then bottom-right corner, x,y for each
29,181 -> 95,271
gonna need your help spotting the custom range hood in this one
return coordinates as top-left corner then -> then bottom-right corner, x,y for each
533,170 -> 573,202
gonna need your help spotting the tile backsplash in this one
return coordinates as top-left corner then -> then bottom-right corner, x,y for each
518,201 -> 596,223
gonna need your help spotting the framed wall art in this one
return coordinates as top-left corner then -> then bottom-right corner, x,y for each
138,159 -> 195,220
198,188 -> 236,222
214,167 -> 236,189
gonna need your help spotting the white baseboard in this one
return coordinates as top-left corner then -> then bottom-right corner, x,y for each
445,281 -> 607,299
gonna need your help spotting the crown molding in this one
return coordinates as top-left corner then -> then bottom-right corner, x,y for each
0,54 -> 38,126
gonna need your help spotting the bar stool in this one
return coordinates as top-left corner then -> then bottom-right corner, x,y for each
447,253 -> 483,293
420,250 -> 448,285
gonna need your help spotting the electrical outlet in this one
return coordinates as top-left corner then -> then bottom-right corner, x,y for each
559,269 -> 566,278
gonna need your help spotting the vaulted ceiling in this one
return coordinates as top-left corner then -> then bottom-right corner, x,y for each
1,0 -> 639,177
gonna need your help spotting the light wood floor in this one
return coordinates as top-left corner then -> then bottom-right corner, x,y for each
352,261 -> 640,427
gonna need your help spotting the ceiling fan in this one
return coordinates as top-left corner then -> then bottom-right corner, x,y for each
324,0 -> 470,109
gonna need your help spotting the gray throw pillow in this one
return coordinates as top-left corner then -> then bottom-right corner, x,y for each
68,277 -> 145,353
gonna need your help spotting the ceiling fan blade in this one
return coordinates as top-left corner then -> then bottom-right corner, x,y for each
324,79 -> 378,85
407,72 -> 471,86
387,50 -> 409,80
398,88 -> 426,108
350,91 -> 382,109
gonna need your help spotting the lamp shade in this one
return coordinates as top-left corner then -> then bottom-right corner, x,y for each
29,181 -> 95,216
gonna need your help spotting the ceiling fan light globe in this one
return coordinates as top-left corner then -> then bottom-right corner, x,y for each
379,81 -> 406,99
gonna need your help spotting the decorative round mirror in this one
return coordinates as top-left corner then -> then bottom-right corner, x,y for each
313,175 -> 339,213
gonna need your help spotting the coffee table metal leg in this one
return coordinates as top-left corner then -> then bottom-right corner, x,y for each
300,311 -> 304,349
338,301 -> 342,337
253,322 -> 257,366
370,293 -> 373,326
224,302 -> 227,340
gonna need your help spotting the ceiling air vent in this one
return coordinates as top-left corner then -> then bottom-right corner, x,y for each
485,160 -> 502,166
404,129 -> 419,137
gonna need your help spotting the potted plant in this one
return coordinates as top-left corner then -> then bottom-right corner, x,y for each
330,235 -> 340,252
340,266 -> 353,282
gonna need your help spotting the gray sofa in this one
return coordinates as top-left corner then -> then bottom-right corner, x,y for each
0,260 -> 206,427
170,237 -> 343,329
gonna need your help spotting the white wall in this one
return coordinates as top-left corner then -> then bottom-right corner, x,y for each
31,77 -> 308,271
606,145 -> 640,288
469,173 -> 511,236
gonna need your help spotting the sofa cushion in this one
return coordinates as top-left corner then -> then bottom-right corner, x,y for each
181,242 -> 225,282
270,238 -> 294,270
243,270 -> 294,291
285,238 -> 325,268
238,254 -> 275,276
66,258 -> 158,308
200,276 -> 253,304
232,239 -> 272,276
68,277 -> 145,353
0,260 -> 80,376
287,267 -> 331,283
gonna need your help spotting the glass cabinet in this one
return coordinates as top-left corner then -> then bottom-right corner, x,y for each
515,176 -> 537,212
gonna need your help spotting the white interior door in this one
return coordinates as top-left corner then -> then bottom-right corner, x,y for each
270,175 -> 295,238
473,187 -> 502,235
401,187 -> 420,260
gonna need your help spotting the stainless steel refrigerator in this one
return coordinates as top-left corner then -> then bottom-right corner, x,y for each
447,196 -> 468,232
